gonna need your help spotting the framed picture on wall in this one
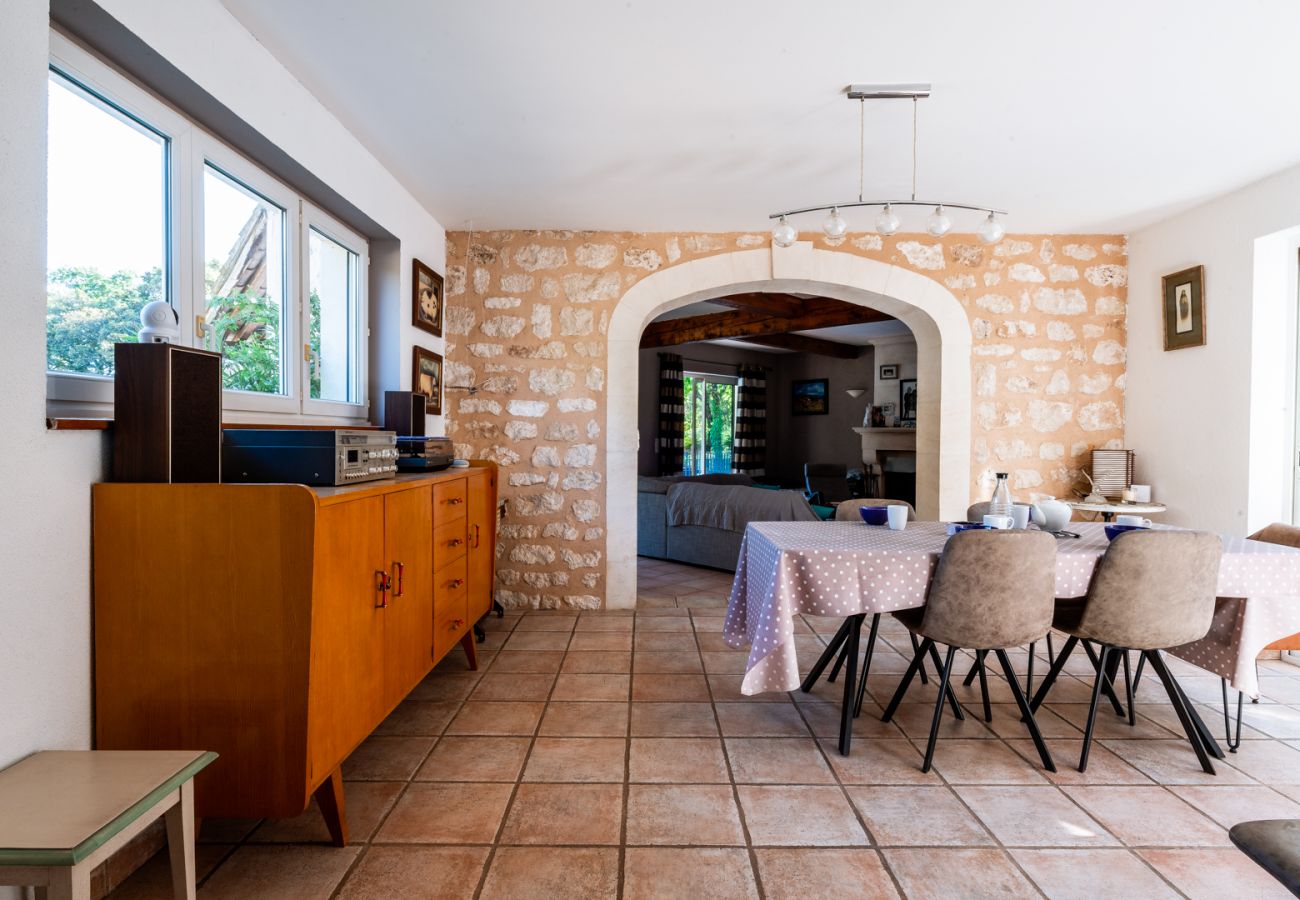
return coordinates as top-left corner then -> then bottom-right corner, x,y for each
899,378 -> 918,425
412,258 -> 444,338
879,364 -> 898,380
413,346 -> 443,415
791,378 -> 829,416
1162,265 -> 1205,351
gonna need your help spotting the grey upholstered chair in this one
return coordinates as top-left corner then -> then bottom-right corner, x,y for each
834,498 -> 917,522
804,463 -> 850,506
1230,819 -> 1300,896
966,501 -> 993,522
1028,530 -> 1223,773
881,529 -> 1059,773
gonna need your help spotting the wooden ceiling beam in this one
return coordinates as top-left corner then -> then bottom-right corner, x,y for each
706,292 -> 806,318
640,298 -> 891,348
739,333 -> 864,359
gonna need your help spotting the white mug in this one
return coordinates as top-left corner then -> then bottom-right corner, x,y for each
1115,514 -> 1152,527
887,504 -> 908,531
1011,504 -> 1031,530
983,514 -> 1013,530
1131,484 -> 1152,503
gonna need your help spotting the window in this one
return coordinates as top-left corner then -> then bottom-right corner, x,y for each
683,372 -> 737,476
45,68 -> 169,379
45,32 -> 368,421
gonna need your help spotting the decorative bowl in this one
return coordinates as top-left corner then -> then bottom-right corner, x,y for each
947,522 -> 993,536
859,506 -> 890,526
1104,524 -> 1149,542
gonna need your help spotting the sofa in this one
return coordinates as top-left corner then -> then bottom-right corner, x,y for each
637,474 -> 819,571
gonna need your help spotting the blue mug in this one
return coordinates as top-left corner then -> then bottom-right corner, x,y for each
1104,524 -> 1149,542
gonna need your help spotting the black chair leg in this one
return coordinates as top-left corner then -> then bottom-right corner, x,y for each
1082,639 -> 1127,717
1132,651 -> 1147,694
882,637 -> 930,723
927,640 -> 965,721
922,645 -> 959,773
910,632 -> 930,685
1122,650 -> 1135,726
837,615 -> 865,756
1029,635 -> 1079,713
1171,675 -> 1226,760
1046,632 -> 1055,666
1146,649 -> 1216,775
1222,678 -> 1245,752
976,650 -> 992,722
1026,642 -> 1036,697
996,648 -> 1056,773
801,617 -> 851,693
1079,644 -> 1114,772
962,655 -> 982,687
852,614 -> 882,717
827,636 -> 851,684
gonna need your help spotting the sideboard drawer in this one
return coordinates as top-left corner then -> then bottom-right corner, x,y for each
433,478 -> 467,520
434,518 -> 468,566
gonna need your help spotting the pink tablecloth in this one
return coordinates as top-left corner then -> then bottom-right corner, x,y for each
723,521 -> 1300,698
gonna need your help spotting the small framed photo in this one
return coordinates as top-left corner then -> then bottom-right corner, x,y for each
899,378 -> 918,425
412,258 -> 444,338
412,346 -> 443,415
791,378 -> 829,416
879,364 -> 899,380
1162,265 -> 1205,351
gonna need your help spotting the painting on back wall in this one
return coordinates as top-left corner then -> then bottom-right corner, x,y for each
413,346 -> 443,416
1162,265 -> 1205,350
412,258 -> 444,338
791,378 -> 829,416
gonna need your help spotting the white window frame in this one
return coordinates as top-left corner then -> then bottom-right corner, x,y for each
45,30 -> 369,424
300,203 -> 369,419
682,370 -> 739,476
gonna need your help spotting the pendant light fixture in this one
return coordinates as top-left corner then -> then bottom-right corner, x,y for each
770,84 -> 1006,244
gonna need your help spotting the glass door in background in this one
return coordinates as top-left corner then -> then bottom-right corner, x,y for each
683,372 -> 737,476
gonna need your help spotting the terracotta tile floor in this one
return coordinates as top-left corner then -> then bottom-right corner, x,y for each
106,557 -> 1300,898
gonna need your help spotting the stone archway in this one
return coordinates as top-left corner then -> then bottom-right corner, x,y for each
604,241 -> 974,608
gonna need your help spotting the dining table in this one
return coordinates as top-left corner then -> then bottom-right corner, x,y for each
723,520 -> 1300,753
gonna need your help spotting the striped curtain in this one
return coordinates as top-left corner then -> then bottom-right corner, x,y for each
656,353 -> 685,476
733,365 -> 767,476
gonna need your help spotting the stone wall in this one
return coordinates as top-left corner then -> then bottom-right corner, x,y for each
445,230 -> 1128,608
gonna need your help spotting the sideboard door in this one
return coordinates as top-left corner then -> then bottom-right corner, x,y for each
382,485 -> 436,708
309,496 -> 386,782
466,469 -> 497,622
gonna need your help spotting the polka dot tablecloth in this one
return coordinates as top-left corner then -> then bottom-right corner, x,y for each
723,521 -> 1300,698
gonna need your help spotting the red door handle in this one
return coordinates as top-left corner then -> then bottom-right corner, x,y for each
374,570 -> 391,608
449,538 -> 463,547
392,561 -> 404,597
448,578 -> 464,589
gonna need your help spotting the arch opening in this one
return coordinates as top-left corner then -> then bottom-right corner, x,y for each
605,243 -> 973,608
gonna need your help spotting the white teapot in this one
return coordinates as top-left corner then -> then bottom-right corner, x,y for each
1030,497 -> 1072,532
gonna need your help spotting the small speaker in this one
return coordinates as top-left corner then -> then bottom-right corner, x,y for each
113,343 -> 222,482
384,390 -> 426,437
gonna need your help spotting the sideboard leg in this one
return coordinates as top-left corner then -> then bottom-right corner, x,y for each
313,768 -> 349,847
460,630 -> 480,670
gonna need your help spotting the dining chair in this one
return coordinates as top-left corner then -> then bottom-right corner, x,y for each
1027,530 -> 1223,773
804,462 -> 850,506
966,501 -> 992,521
833,498 -> 917,522
880,529 -> 1059,773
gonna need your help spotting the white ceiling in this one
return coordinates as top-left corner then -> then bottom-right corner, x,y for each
221,0 -> 1300,234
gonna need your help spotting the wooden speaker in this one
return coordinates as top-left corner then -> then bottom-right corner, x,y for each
113,343 -> 223,482
384,390 -> 426,436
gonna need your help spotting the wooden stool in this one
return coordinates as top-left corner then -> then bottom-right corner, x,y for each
0,750 -> 216,900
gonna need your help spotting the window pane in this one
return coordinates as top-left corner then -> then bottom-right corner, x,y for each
46,70 -> 167,377
203,165 -> 286,395
308,227 -> 360,403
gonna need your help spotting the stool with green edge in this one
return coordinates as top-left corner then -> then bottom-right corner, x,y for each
0,750 -> 216,900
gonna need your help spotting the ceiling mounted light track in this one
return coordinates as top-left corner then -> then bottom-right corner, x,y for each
770,83 -> 1006,247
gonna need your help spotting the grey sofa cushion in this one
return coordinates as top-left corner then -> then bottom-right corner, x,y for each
662,473 -> 756,487
637,476 -> 672,495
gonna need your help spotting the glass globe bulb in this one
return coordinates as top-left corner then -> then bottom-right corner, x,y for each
977,212 -> 1005,245
772,216 -> 797,248
875,204 -> 900,236
822,207 -> 848,238
925,205 -> 951,237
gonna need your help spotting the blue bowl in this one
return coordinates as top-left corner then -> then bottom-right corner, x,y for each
947,521 -> 992,536
859,506 -> 890,526
1105,524 -> 1149,542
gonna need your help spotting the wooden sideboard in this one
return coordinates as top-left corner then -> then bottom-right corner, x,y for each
91,464 -> 497,845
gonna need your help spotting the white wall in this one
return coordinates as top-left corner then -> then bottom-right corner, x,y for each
1127,163 -> 1300,535
0,0 -> 447,822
